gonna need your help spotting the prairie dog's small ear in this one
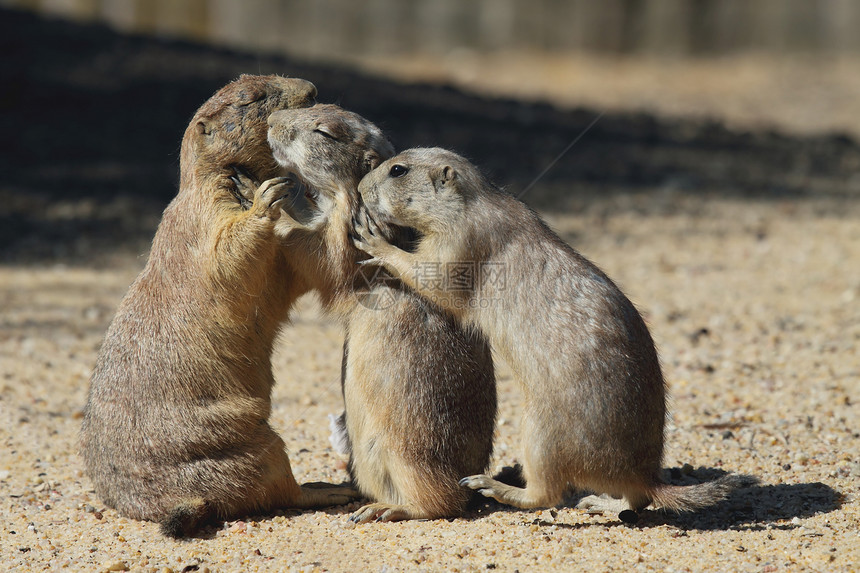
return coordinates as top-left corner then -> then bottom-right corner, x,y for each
236,84 -> 268,107
363,150 -> 381,172
432,164 -> 456,192
196,120 -> 213,136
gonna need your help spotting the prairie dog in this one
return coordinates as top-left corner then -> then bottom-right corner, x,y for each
353,147 -> 756,520
267,106 -> 497,522
80,76 -> 358,539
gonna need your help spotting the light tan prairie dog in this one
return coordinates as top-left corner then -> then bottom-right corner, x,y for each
353,147 -> 757,521
80,76 -> 358,539
267,105 -> 497,522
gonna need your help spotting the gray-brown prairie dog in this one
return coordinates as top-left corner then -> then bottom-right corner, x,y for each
80,75 -> 358,539
267,105 -> 497,522
353,147 -> 756,520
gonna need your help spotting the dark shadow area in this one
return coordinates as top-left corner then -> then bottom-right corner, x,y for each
645,481 -> 841,532
149,464 -> 840,536
638,467 -> 841,531
2,8 -> 859,264
464,465 -> 841,532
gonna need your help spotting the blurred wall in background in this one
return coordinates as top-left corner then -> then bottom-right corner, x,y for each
4,0 -> 860,61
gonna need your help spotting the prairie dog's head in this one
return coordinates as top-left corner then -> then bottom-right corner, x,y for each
267,103 -> 393,213
180,74 -> 316,205
358,148 -> 480,236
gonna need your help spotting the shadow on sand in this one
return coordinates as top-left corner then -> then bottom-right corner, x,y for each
167,464 -> 840,538
463,465 -> 840,532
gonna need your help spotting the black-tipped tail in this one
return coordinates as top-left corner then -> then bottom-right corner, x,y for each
159,498 -> 212,538
651,473 -> 759,512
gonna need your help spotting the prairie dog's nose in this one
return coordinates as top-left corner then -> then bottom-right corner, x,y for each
267,110 -> 296,139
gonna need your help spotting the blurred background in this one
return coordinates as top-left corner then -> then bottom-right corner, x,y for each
1,0 -> 859,264
7,0 -> 860,135
15,0 -> 860,59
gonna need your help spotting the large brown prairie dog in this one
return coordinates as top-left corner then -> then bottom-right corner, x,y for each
80,76 -> 358,539
267,105 -> 497,522
353,147 -> 756,520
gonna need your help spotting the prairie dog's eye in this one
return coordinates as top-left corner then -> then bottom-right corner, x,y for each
389,164 -> 408,178
314,125 -> 337,140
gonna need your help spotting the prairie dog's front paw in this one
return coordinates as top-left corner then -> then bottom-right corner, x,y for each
351,208 -> 391,263
229,166 -> 256,209
252,176 -> 296,221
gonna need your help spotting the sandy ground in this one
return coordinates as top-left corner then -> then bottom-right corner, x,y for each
2,193 -> 858,572
1,8 -> 859,573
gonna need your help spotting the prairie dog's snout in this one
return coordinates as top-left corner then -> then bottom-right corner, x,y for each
267,109 -> 299,140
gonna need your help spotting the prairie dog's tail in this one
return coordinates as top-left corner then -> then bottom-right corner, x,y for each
649,474 -> 759,512
159,498 -> 213,538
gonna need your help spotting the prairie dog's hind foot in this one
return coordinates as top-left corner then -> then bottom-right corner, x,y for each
349,503 -> 428,524
575,493 -> 628,514
296,481 -> 361,508
576,494 -> 641,523
459,474 -> 548,509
